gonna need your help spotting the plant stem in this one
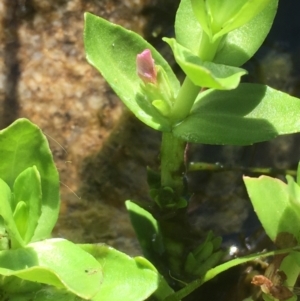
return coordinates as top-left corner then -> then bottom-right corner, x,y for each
169,77 -> 199,124
160,132 -> 185,194
198,32 -> 221,61
160,34 -> 223,195
169,32 -> 221,124
188,161 -> 297,176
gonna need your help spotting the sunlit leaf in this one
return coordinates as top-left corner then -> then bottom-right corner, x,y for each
164,38 -> 247,90
175,0 -> 278,66
79,243 -> 172,301
172,83 -> 300,145
12,166 -> 42,244
0,119 -> 60,241
0,179 -> 24,248
190,0 -> 271,41
0,239 -> 102,299
244,176 -> 300,244
84,13 -> 180,131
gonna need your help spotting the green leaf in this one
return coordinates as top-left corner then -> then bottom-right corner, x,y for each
0,275 -> 43,294
175,0 -> 278,66
165,247 -> 296,301
280,252 -> 300,290
0,291 -> 37,301
84,12 -> 180,131
23,288 -> 78,301
164,38 -> 247,90
0,217 -> 9,250
172,83 -> 300,145
297,163 -> 300,186
190,0 -> 272,41
193,250 -> 224,277
0,119 -> 60,241
0,178 -> 24,248
12,201 -> 28,241
287,175 -> 300,208
79,244 -> 171,301
0,238 -> 102,299
12,166 -> 42,245
1,244 -> 173,301
244,175 -> 300,301
125,201 -> 164,263
0,281 -> 80,301
243,176 -> 300,244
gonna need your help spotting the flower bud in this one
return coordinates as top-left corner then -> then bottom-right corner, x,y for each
136,49 -> 157,84
136,49 -> 176,117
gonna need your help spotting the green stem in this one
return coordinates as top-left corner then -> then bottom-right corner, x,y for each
160,132 -> 185,194
188,162 -> 297,177
160,34 -> 223,195
169,77 -> 199,124
198,32 -> 221,61
169,32 -> 222,124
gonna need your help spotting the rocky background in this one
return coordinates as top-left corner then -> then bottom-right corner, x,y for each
0,0 -> 179,254
1,1 -> 300,299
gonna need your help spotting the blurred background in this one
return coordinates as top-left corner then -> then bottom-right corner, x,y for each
1,1 -> 300,299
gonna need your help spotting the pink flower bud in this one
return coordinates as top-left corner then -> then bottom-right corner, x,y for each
136,49 -> 157,84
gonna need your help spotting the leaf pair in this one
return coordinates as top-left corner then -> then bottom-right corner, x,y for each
190,0 -> 272,43
164,38 -> 247,90
176,0 -> 277,66
0,119 -> 60,242
0,167 -> 41,248
83,1 -> 300,146
173,84 -> 300,145
0,120 -> 104,299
